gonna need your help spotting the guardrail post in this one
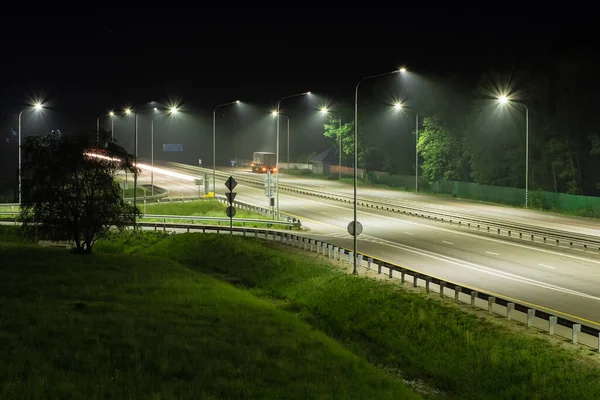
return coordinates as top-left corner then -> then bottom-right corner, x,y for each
254,230 -> 258,238
497,228 -> 501,234
309,240 -> 314,252
470,291 -> 478,307
507,303 -> 515,321
413,273 -> 418,287
280,234 -> 285,243
357,254 -> 363,267
333,246 -> 338,259
322,243 -> 327,256
455,286 -> 462,303
440,281 -> 446,297
264,231 -> 268,239
304,238 -> 308,251
348,252 -> 353,264
531,234 -> 534,241
549,316 -> 557,335
367,257 -> 373,271
377,263 -> 382,275
316,241 -> 321,253
339,249 -> 344,262
400,270 -> 405,282
389,265 -> 393,278
425,277 -> 430,292
488,297 -> 495,314
285,234 -> 289,245
328,244 -> 333,257
572,324 -> 581,344
527,309 -> 535,327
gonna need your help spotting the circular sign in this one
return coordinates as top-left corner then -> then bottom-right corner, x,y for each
226,206 -> 236,218
347,221 -> 363,237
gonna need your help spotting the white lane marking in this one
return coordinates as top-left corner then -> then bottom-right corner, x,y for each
168,166 -> 600,267
372,223 -> 381,228
486,251 -> 499,256
539,263 -> 555,269
442,241 -> 454,245
359,234 -> 600,301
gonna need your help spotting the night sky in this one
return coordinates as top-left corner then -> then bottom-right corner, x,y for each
0,8 -> 594,178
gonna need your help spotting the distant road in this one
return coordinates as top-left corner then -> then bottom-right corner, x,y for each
140,161 -> 600,325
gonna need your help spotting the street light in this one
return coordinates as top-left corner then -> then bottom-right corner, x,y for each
212,100 -> 240,194
149,105 -> 179,195
108,111 -> 115,140
320,107 -> 343,179
125,102 -> 155,212
275,92 -> 310,218
271,111 -> 291,168
497,94 -> 529,207
393,102 -> 420,192
18,102 -> 45,204
352,69 -> 401,275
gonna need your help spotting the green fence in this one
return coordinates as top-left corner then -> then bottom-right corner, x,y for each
367,172 -> 600,216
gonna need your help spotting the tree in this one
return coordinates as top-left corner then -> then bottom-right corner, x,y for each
20,130 -> 140,254
417,116 -> 467,182
323,119 -> 353,164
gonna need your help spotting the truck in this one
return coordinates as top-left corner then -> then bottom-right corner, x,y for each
250,151 -> 277,173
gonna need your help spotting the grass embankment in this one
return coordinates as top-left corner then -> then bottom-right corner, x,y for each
141,199 -> 288,228
116,232 -> 600,400
0,230 -> 419,399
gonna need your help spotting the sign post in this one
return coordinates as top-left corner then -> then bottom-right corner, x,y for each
224,176 -> 237,235
264,171 -> 276,219
195,178 -> 203,198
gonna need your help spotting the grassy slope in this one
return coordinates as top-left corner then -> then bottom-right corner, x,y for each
0,238 -> 419,399
139,233 -> 600,400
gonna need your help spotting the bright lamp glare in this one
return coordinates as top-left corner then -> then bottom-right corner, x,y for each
153,107 -> 158,111
394,102 -> 403,110
399,68 -> 407,72
33,103 -> 43,111
169,106 -> 179,114
320,107 -> 328,114
306,91 -> 311,94
235,100 -> 240,103
271,110 -> 278,116
109,111 -> 115,116
124,108 -> 132,114
498,95 -> 509,105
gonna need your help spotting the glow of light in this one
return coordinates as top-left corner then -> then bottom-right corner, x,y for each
399,68 -> 407,72
235,100 -> 240,103
394,102 -> 403,110
109,111 -> 115,116
84,152 -> 199,182
306,91 -> 311,94
169,106 -> 179,114
320,106 -> 329,114
124,108 -> 132,114
498,95 -> 509,105
33,102 -> 44,111
153,107 -> 158,111
271,110 -> 278,116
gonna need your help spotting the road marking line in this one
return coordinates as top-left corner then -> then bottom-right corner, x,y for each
442,241 -> 454,245
164,163 -> 600,267
372,223 -> 381,228
539,263 -> 555,269
486,251 -> 499,256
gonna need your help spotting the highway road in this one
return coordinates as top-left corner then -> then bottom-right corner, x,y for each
137,161 -> 600,326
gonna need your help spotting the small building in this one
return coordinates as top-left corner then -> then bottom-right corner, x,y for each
311,147 -> 339,175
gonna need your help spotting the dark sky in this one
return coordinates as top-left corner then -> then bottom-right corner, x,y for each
1,8 -> 591,133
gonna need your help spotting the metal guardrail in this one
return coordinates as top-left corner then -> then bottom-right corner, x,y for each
141,214 -> 300,229
166,162 -> 600,251
0,212 -> 301,230
140,222 -> 600,350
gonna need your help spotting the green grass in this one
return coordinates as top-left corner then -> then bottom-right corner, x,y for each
0,238 -> 420,399
127,233 -> 600,400
139,199 -> 293,229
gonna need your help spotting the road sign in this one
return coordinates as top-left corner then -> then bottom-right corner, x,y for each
264,187 -> 275,198
226,192 -> 237,203
224,176 -> 237,235
194,179 -> 202,186
347,221 -> 363,237
225,176 -> 238,191
264,171 -> 275,186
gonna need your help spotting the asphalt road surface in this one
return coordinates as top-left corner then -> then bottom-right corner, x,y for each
138,161 -> 600,326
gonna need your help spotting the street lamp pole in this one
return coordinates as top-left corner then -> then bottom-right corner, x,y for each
109,111 -> 115,141
18,103 -> 44,204
498,96 -> 529,207
275,92 -> 310,219
337,117 -> 342,180
286,116 -> 290,167
213,100 -> 240,194
353,70 -> 400,275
